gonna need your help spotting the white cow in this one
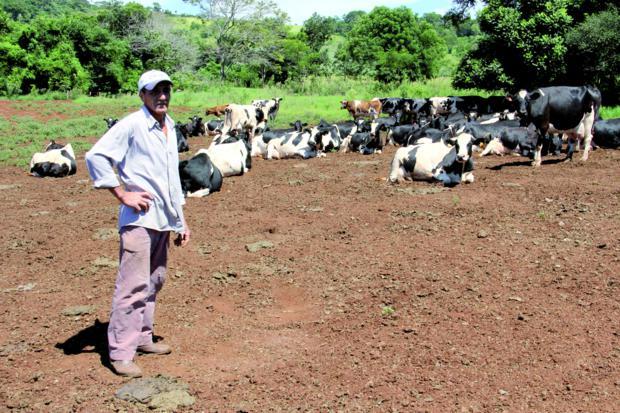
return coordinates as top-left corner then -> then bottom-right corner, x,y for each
198,136 -> 251,177
266,131 -> 324,160
30,142 -> 77,178
388,133 -> 476,186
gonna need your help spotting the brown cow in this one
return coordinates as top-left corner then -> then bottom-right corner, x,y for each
205,104 -> 229,117
340,99 -> 382,120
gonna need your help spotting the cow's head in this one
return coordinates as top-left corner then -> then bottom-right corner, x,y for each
340,100 -> 348,109
449,133 -> 475,163
104,117 -> 118,129
290,120 -> 307,132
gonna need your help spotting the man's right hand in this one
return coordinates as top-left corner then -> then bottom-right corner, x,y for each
109,187 -> 153,212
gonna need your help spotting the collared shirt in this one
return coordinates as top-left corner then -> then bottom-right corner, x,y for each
85,105 -> 185,233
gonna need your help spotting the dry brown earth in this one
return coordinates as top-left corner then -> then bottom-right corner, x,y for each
1,105 -> 619,412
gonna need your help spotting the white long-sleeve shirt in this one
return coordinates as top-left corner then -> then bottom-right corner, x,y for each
85,105 -> 185,233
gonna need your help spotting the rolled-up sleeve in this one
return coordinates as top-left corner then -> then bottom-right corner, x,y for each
85,123 -> 131,189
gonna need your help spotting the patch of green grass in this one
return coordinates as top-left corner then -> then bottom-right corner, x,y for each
381,305 -> 395,317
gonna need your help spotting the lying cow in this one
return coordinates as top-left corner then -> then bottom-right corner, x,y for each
175,124 -> 190,153
370,117 -> 397,145
311,124 -> 342,152
266,130 -> 323,160
205,119 -> 224,136
388,133 -> 478,187
178,151 -> 223,198
30,142 -> 77,178
199,132 -> 251,177
251,121 -> 307,158
481,129 -> 563,158
593,118 -> 620,149
185,115 -> 205,137
341,99 -> 382,120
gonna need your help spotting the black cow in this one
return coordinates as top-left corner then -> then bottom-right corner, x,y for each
481,126 -> 563,158
104,118 -> 118,129
378,98 -> 411,124
387,124 -> 419,146
186,115 -> 205,137
179,152 -> 223,198
175,124 -> 190,153
593,118 -> 620,149
206,119 -> 224,135
515,86 -> 602,166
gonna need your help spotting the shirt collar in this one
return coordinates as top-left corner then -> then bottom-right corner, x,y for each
141,105 -> 172,130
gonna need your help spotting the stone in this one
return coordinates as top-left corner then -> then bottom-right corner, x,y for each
245,240 -> 274,252
62,305 -> 96,316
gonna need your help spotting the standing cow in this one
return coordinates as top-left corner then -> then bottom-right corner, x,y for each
515,86 -> 601,166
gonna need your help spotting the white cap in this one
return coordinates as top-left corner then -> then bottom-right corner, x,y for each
137,70 -> 172,93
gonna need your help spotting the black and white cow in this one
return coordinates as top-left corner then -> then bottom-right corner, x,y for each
186,115 -> 205,137
388,133 -> 478,187
178,151 -> 223,198
340,131 -> 383,155
514,86 -> 601,166
266,130 -> 323,160
387,124 -> 419,146
199,133 -> 251,177
378,98 -> 411,124
370,116 -> 397,146
251,121 -> 308,158
427,96 -> 456,116
104,118 -> 119,129
593,118 -> 620,149
460,120 -> 522,143
30,142 -> 77,178
252,97 -> 282,121
175,124 -> 190,153
479,125 -> 564,158
310,123 -> 342,153
205,119 -> 224,136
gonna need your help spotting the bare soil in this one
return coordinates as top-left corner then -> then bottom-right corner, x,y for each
1,108 -> 619,412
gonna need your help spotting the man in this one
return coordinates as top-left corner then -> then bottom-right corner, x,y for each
85,70 -> 191,378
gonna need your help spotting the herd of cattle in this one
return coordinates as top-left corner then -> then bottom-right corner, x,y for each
29,86 -> 620,194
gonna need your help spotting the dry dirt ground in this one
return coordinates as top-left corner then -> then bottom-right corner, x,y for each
1,112 -> 619,412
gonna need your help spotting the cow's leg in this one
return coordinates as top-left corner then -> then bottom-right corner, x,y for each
187,188 -> 211,198
581,112 -> 595,162
388,156 -> 404,183
532,131 -> 544,167
565,133 -> 577,161
462,171 -> 475,183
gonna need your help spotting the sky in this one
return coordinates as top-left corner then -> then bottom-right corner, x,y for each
122,0 -> 459,25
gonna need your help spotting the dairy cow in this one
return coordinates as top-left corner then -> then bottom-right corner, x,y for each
30,142 -> 77,178
593,118 -> 620,149
388,133 -> 479,187
514,86 -> 601,166
178,151 -> 223,198
341,99 -> 382,120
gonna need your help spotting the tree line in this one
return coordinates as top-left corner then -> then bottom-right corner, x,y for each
0,0 -> 618,104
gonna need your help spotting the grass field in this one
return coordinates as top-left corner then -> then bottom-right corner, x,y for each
1,77 -> 618,168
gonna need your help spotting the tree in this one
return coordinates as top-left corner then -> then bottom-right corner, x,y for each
453,0 -> 572,91
452,0 -> 619,97
183,0 -> 287,80
565,8 -> 620,104
339,6 -> 446,83
301,13 -> 336,51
